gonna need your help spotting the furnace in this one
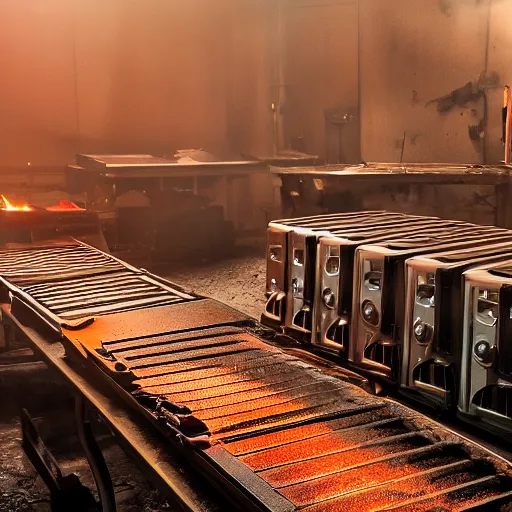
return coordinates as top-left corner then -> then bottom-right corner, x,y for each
0,193 -> 108,251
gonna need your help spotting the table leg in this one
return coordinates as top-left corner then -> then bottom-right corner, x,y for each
75,395 -> 117,512
495,177 -> 512,228
0,311 -> 14,352
21,407 -> 99,511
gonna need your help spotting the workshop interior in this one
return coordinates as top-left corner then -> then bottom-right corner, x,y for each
4,1 -> 512,511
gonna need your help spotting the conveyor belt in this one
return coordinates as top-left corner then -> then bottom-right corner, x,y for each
19,270 -> 195,320
0,240 -> 197,323
2,241 -> 512,510
0,242 -> 123,283
64,316 -> 512,511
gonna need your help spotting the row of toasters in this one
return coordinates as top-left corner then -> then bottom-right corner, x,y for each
261,210 -> 512,436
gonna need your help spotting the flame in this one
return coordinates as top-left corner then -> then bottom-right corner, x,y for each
0,194 -> 32,211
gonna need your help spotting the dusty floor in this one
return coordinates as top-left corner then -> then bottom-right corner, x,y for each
0,248 -> 267,512
160,245 -> 267,320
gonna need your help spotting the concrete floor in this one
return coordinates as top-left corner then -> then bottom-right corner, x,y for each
0,248 -> 267,512
161,245 -> 267,320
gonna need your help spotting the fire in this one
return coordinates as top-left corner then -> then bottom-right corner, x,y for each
0,194 -> 32,211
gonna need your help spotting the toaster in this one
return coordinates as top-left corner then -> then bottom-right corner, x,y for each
459,259 -> 512,434
350,227 -> 512,385
403,239 -> 512,410
262,211 -> 414,331
312,221 -> 488,353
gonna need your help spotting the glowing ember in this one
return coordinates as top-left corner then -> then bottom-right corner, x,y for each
0,194 -> 32,211
46,200 -> 85,211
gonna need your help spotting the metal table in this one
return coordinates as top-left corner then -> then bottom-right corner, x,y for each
271,163 -> 512,228
0,304 -> 218,512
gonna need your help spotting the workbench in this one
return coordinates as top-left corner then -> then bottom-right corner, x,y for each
68,154 -> 273,234
271,163 -> 512,228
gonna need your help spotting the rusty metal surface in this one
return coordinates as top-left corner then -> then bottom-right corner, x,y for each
0,305 -> 216,512
0,242 -> 123,283
74,317 -> 512,511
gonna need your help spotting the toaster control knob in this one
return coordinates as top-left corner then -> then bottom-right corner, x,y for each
322,288 -> 336,309
474,340 -> 490,361
413,319 -> 432,343
362,300 -> 379,325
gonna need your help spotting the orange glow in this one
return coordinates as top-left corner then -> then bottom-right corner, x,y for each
0,194 -> 32,211
46,200 -> 85,211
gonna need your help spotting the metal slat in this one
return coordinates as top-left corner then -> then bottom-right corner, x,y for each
0,246 -> 122,280
1,263 -> 119,281
380,475 -> 503,511
134,355 -> 295,390
175,370 -> 331,410
127,341 -> 263,370
58,296 -> 187,319
115,334 -> 260,362
2,255 -> 116,271
194,382 -> 348,421
24,276 -> 150,298
458,489 -> 512,511
131,349 -> 277,380
104,326 -> 246,353
158,367 -> 316,403
222,406 -> 392,456
277,454 -> 472,507
209,395 -> 373,438
138,361 -> 309,397
213,402 -> 384,441
258,433 -> 432,488
301,460 -> 482,511
239,418 -> 414,471
41,287 -> 169,310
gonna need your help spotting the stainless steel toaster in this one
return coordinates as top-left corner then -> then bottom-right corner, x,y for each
350,228 -> 512,385
459,259 -> 512,433
262,211 -> 411,331
283,215 -> 455,341
402,238 -> 512,410
312,221 -> 485,354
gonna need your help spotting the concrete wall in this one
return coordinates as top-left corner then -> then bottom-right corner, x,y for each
282,0 -> 512,164
282,0 -> 360,162
0,0 -> 275,167
3,0 -> 512,168
360,0 -> 490,163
